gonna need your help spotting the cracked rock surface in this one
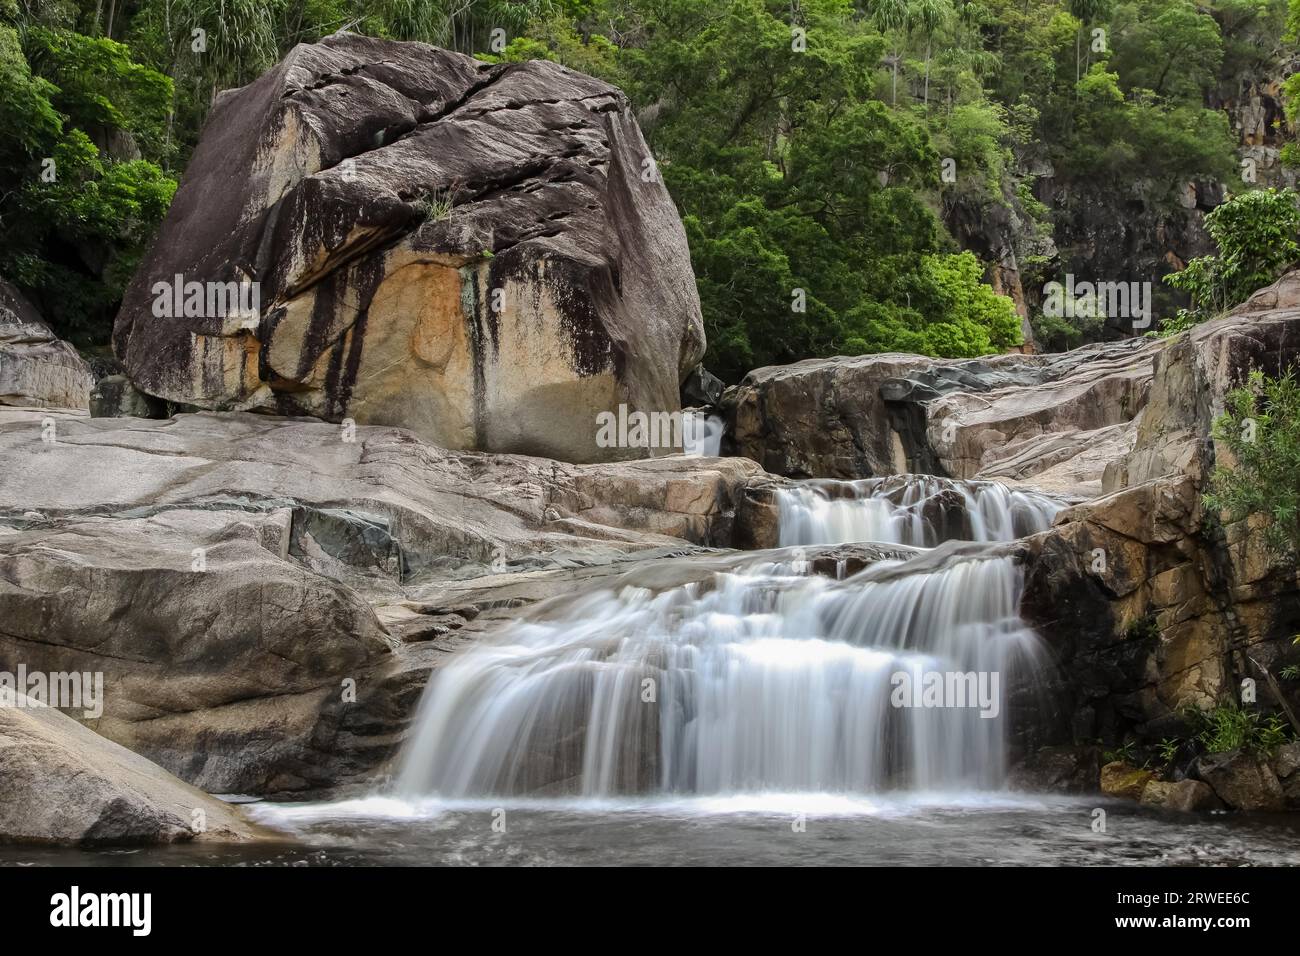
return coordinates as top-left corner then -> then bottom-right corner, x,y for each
113,33 -> 704,463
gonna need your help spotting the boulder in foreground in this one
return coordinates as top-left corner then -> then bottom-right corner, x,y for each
0,693 -> 265,845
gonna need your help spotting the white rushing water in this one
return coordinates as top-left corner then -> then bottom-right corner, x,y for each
682,412 -> 724,457
398,549 -> 1048,798
397,473 -> 1058,800
777,475 -> 1064,548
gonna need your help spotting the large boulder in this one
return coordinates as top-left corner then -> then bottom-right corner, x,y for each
0,693 -> 264,844
1139,778 -> 1223,812
0,504 -> 396,795
0,280 -> 93,410
112,33 -> 704,463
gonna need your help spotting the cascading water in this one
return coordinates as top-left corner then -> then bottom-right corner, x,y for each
397,474 -> 1058,800
397,550 -> 1047,798
777,475 -> 1064,548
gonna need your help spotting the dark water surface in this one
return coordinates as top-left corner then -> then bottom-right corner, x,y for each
4,793 -> 1300,866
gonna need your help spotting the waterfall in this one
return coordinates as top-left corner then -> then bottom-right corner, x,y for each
777,475 -> 1063,547
397,548 -> 1048,798
397,473 -> 1058,800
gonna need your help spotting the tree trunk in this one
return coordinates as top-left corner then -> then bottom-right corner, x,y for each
924,41 -> 931,112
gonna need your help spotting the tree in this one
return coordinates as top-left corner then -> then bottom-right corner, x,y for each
910,0 -> 951,111
1068,0 -> 1111,84
866,0 -> 909,105
1206,368 -> 1300,562
0,21 -> 175,342
1108,0 -> 1222,101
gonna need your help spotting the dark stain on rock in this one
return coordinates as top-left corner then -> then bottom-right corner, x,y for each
463,269 -> 488,448
110,34 -> 705,457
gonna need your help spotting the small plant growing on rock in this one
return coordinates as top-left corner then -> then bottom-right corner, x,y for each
1123,614 -> 1160,642
416,188 -> 455,223
1204,368 -> 1300,562
1147,308 -> 1200,339
1102,740 -> 1138,765
1192,705 -> 1292,756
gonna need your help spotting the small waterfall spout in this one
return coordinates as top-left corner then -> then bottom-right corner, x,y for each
682,412 -> 724,457
777,475 -> 1063,548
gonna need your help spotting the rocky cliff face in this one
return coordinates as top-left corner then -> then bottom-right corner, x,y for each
112,33 -> 704,464
954,51 -> 1299,347
1017,273 -> 1300,763
1214,50 -> 1300,193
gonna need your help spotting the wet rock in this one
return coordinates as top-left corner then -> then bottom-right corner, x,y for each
1195,751 -> 1286,811
1272,742 -> 1300,809
1273,741 -> 1300,780
89,374 -> 165,418
1007,745 -> 1101,793
0,693 -> 265,845
1100,760 -> 1154,799
1139,778 -> 1223,812
112,33 -> 704,464
290,506 -> 405,583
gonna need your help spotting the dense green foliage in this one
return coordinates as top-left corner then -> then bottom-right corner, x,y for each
1205,368 -> 1300,562
0,17 -> 175,341
0,0 -> 1294,375
1163,187 -> 1300,325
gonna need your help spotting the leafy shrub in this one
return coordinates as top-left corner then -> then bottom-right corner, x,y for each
1165,188 -> 1300,320
1204,368 -> 1300,561
1146,307 -> 1200,339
